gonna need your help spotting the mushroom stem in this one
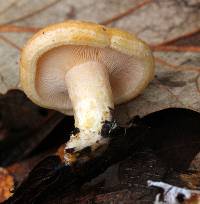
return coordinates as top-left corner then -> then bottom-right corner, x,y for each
65,61 -> 114,164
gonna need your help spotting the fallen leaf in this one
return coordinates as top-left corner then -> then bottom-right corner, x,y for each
0,0 -> 200,120
0,90 -> 68,166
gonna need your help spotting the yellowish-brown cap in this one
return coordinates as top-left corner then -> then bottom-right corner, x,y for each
20,20 -> 154,115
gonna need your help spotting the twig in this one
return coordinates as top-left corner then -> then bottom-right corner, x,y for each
100,0 -> 153,25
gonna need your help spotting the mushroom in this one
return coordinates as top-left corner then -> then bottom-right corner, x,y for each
20,20 -> 154,165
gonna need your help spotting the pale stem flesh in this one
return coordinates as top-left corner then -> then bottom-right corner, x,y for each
65,61 -> 114,164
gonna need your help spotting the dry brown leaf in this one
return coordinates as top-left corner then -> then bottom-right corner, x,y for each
0,0 -> 200,120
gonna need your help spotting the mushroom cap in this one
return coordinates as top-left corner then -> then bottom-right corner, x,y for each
20,20 -> 154,115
